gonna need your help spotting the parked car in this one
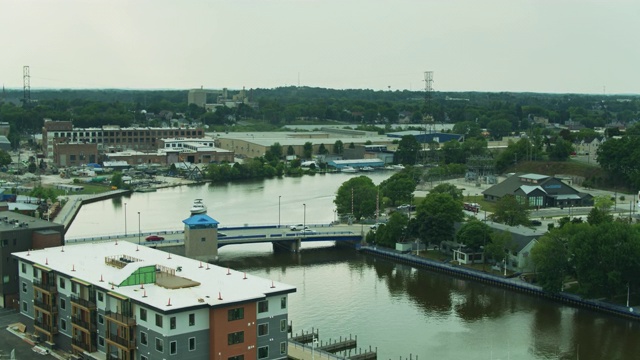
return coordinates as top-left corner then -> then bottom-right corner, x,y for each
145,235 -> 164,242
530,220 -> 542,226
290,224 -> 304,231
370,223 -> 384,230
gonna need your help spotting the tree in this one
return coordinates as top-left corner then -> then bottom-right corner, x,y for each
456,219 -> 491,252
334,176 -> 379,220
374,212 -> 408,247
318,143 -> 329,155
485,231 -> 514,266
491,195 -> 529,226
287,145 -> 296,156
394,135 -> 421,165
269,143 -> 283,160
413,192 -> 464,246
429,183 -> 463,201
379,173 -> 416,206
487,119 -> 512,140
548,138 -> 574,161
333,140 -> 344,155
531,230 -> 571,293
0,150 -> 11,166
303,142 -> 313,159
110,172 -> 125,189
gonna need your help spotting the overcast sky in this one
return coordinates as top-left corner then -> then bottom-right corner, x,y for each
1,0 -> 638,94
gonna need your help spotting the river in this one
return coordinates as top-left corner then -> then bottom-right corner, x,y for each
66,173 -> 640,360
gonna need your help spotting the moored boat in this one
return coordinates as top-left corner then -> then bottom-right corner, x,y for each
190,199 -> 207,215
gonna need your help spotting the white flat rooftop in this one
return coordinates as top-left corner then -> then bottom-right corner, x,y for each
14,241 -> 295,311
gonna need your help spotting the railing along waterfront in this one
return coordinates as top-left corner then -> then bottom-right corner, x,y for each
359,245 -> 640,321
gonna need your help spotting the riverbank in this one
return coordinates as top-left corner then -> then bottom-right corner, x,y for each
359,244 -> 640,321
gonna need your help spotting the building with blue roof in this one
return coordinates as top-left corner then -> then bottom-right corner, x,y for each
182,213 -> 221,261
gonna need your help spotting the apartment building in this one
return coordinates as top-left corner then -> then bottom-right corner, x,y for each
13,242 -> 295,360
0,211 -> 64,309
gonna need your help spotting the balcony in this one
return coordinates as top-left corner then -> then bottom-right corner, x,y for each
106,333 -> 135,350
33,298 -> 57,314
72,337 -> 96,353
105,311 -> 136,327
34,318 -> 58,335
71,316 -> 96,332
70,295 -> 96,310
33,279 -> 57,294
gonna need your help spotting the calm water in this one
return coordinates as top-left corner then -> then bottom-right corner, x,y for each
66,174 -> 640,360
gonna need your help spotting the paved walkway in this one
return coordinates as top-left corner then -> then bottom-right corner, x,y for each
53,190 -> 129,229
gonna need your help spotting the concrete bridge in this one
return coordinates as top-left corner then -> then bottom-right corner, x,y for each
65,224 -> 366,258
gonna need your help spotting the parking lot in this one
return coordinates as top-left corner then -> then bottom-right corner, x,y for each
0,308 -> 56,359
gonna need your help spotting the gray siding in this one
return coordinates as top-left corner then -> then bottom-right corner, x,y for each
257,313 -> 289,360
136,326 -> 210,360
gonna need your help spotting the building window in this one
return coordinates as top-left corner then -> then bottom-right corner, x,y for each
189,337 -> 196,351
201,237 -> 206,242
98,292 -> 104,302
140,308 -> 147,321
228,331 -> 244,345
280,341 -> 287,355
59,278 -> 65,289
170,341 -> 177,355
22,282 -> 27,293
228,307 -> 244,321
21,263 -> 26,273
258,323 -> 268,336
60,298 -> 66,310
281,296 -> 287,309
155,338 -> 164,353
258,300 -> 268,313
189,313 -> 195,326
280,319 -> 287,332
71,282 -> 77,293
98,336 -> 104,346
98,314 -> 103,324
155,314 -> 163,327
22,301 -> 27,312
170,316 -> 176,330
258,346 -> 269,359
140,331 -> 148,346
60,319 -> 66,331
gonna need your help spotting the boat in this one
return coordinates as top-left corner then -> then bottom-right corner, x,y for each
190,199 -> 207,215
341,166 -> 357,173
360,166 -> 374,172
392,164 -> 405,170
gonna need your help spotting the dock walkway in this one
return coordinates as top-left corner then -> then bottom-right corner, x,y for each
53,190 -> 129,231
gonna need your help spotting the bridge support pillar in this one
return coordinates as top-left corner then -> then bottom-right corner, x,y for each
273,240 -> 300,253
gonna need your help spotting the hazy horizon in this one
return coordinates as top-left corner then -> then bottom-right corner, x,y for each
2,0 -> 638,95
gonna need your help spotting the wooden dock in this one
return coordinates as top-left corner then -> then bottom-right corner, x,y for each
289,330 -> 376,360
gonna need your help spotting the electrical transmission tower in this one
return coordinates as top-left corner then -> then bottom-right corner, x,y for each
23,65 -> 31,107
421,71 -> 434,164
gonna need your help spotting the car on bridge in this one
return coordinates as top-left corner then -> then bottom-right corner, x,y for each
299,228 -> 316,234
145,235 -> 164,242
290,224 -> 304,231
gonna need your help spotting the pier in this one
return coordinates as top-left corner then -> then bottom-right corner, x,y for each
288,329 -> 376,360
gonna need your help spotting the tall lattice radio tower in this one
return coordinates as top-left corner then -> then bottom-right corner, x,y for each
23,65 -> 31,107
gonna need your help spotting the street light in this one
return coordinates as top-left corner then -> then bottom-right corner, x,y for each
303,204 -> 306,233
311,337 -> 318,360
333,209 -> 337,224
124,203 -> 127,236
278,196 -> 281,228
137,211 -> 141,245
